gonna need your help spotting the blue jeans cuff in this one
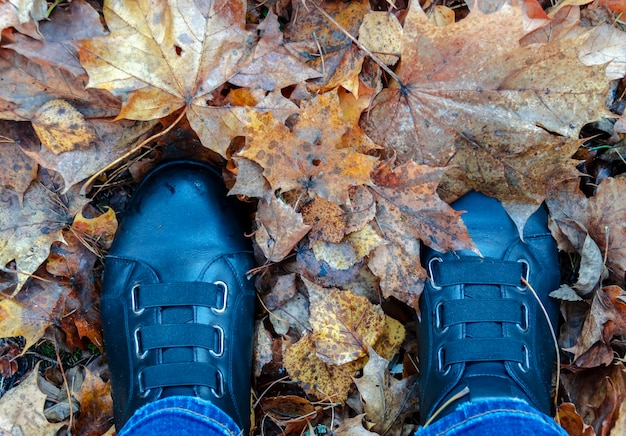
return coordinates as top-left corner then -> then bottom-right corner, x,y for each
118,396 -> 242,436
415,398 -> 568,436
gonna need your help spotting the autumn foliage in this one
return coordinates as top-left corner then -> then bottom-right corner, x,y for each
1,0 -> 626,434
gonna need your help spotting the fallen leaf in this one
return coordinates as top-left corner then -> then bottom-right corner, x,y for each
230,11 -> 322,90
361,0 -> 610,228
77,0 -> 257,156
556,402 -> 595,436
259,395 -> 317,434
305,279 -> 385,365
0,121 -> 38,200
353,348 -> 418,434
255,196 -> 311,263
0,175 -> 88,293
284,0 -> 370,93
0,363 -> 63,435
561,362 -> 626,434
358,11 -> 402,65
240,91 -> 379,205
22,118 -> 158,192
428,5 -> 456,26
228,157 -> 271,198
31,99 -> 99,155
0,47 -> 120,121
73,366 -> 113,436
0,1 -> 43,39
70,206 -> 119,251
567,286 -> 626,367
254,321 -> 274,379
301,197 -> 346,244
334,413 -> 379,435
7,0 -> 107,77
284,333 -> 361,403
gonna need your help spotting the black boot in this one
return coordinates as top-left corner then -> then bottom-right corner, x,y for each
418,192 -> 560,424
101,161 -> 256,431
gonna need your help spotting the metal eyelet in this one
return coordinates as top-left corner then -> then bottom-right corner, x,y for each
518,303 -> 529,332
435,302 -> 449,333
134,327 -> 148,359
210,325 -> 224,358
428,257 -> 443,290
517,259 -> 530,291
437,347 -> 451,375
131,283 -> 145,315
212,281 -> 228,314
211,370 -> 224,398
518,344 -> 530,373
138,371 -> 151,398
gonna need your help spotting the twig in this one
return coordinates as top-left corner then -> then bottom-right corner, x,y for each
80,109 -> 187,195
309,0 -> 404,87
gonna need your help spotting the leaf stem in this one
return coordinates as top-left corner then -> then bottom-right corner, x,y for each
80,109 -> 187,195
309,1 -> 404,87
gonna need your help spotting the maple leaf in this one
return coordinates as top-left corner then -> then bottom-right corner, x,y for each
76,0 -> 262,157
239,90 -> 379,205
353,348 -> 418,434
0,363 -> 64,435
361,0 -> 613,228
367,161 -> 476,312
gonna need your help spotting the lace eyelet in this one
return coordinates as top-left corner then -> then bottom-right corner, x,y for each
435,302 -> 449,333
428,257 -> 443,290
134,327 -> 148,359
517,259 -> 530,291
138,371 -> 151,398
211,325 -> 224,358
437,347 -> 451,375
131,283 -> 145,315
518,303 -> 529,332
212,281 -> 228,314
212,370 -> 224,398
518,344 -> 530,373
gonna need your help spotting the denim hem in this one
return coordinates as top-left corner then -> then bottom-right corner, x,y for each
118,396 -> 242,436
415,398 -> 568,436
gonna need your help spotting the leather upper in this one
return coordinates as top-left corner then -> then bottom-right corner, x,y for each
418,192 -> 560,423
101,161 -> 256,431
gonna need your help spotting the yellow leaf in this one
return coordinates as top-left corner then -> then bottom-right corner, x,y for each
305,279 -> 385,365
358,11 -> 402,65
32,99 -> 98,155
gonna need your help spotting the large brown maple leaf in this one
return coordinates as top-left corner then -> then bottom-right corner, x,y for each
77,0 -> 254,156
361,0 -> 614,230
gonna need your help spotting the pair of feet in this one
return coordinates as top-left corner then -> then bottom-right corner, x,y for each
101,161 -> 560,432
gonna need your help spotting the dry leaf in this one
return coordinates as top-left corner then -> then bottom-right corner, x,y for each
301,197 -> 346,244
230,11 -> 322,90
0,363 -> 63,435
0,121 -> 38,200
240,91 -> 378,205
334,414 -> 379,435
305,279 -> 385,365
353,348 -> 418,434
32,99 -> 98,155
284,333 -> 361,403
73,367 -> 114,436
358,11 -> 402,65
255,196 -> 311,263
556,403 -> 595,436
361,1 -> 610,228
0,176 -> 88,293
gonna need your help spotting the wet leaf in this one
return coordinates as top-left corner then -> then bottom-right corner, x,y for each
73,367 -> 114,436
